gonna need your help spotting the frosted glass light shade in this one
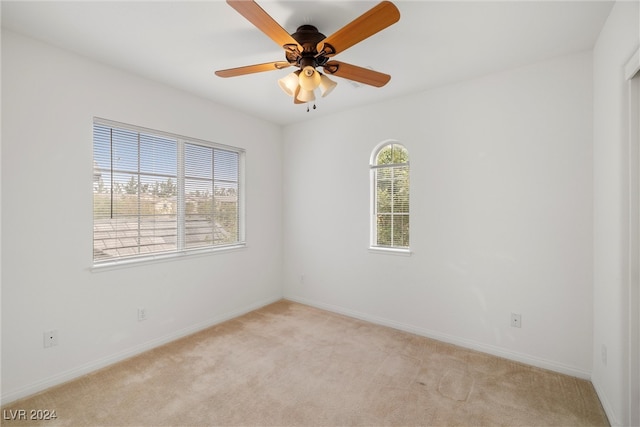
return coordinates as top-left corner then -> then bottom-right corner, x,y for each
278,71 -> 300,97
319,74 -> 337,97
296,89 -> 316,103
299,66 -> 321,91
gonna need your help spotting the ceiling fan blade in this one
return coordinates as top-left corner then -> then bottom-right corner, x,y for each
317,1 -> 400,57
215,61 -> 291,77
227,0 -> 301,51
323,61 -> 390,87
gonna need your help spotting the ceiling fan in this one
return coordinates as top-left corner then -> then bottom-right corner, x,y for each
215,0 -> 400,108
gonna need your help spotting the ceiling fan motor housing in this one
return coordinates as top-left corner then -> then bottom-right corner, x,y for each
286,25 -> 330,69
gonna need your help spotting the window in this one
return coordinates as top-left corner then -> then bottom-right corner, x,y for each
370,141 -> 410,250
93,119 -> 244,265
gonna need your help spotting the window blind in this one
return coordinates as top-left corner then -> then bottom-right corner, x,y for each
93,120 -> 244,264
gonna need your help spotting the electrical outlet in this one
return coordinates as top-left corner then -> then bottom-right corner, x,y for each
510,313 -> 522,328
43,330 -> 58,348
138,308 -> 147,321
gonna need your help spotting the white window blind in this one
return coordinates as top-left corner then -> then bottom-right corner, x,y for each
93,119 -> 244,265
371,142 -> 410,249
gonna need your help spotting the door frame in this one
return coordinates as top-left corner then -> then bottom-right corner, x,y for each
625,48 -> 640,427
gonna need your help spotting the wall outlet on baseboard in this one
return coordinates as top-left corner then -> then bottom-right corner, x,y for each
510,313 -> 522,328
43,330 -> 58,348
138,307 -> 147,321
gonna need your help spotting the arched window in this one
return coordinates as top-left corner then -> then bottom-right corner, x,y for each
370,141 -> 410,250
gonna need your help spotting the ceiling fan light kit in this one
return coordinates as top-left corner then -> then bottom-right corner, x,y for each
215,0 -> 400,111
278,69 -> 334,102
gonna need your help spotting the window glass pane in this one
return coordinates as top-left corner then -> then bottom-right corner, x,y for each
111,129 -> 139,172
93,123 -> 111,221
376,171 -> 392,213
185,144 -> 212,179
214,149 -> 239,181
185,178 -> 214,249
392,165 -> 410,213
376,145 -> 393,165
214,148 -> 239,245
215,182 -> 238,243
377,165 -> 392,180
141,215 -> 178,253
185,179 -> 213,214
93,191 -> 111,220
392,145 -> 408,164
111,172 -> 138,215
393,214 -> 410,247
107,215 -> 139,257
377,214 -> 392,246
93,125 -> 111,174
185,214 -> 214,249
140,134 -> 177,176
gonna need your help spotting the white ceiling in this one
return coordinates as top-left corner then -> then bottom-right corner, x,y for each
1,1 -> 613,126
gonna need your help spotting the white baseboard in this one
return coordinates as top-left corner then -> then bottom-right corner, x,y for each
1,295 -> 282,406
285,295 -> 592,380
591,377 -> 620,426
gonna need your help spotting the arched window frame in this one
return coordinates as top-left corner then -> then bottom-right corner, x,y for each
369,140 -> 411,254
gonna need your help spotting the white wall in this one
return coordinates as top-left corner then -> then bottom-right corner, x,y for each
283,51 -> 594,378
592,2 -> 640,426
1,30 -> 283,403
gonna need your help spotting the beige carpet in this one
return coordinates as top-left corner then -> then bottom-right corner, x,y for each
1,300 -> 608,426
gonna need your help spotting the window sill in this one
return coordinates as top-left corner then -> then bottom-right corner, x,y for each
91,243 -> 247,272
368,246 -> 412,256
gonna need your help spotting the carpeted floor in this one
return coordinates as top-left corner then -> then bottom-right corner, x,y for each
1,300 -> 608,426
